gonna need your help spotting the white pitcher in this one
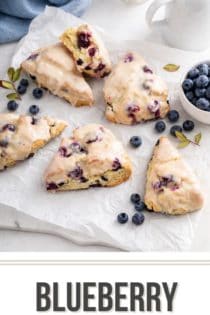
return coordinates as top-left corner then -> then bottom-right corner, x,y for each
146,0 -> 210,51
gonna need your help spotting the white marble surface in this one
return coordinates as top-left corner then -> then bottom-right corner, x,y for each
0,0 -> 210,251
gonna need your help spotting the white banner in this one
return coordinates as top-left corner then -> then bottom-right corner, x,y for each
0,253 -> 209,314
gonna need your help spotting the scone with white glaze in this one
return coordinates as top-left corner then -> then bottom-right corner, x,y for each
104,52 -> 169,125
44,124 -> 132,191
21,43 -> 94,106
0,113 -> 67,171
60,24 -> 112,78
145,137 -> 204,215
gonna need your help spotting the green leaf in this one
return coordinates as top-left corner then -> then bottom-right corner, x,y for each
175,131 -> 188,142
194,132 -> 202,145
6,92 -> 19,100
12,68 -> 21,82
0,80 -> 14,89
7,67 -> 15,81
163,64 -> 180,72
178,140 -> 190,148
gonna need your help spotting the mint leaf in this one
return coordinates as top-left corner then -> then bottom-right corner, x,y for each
178,140 -> 190,149
175,131 -> 188,142
6,92 -> 19,100
7,67 -> 15,81
163,64 -> 180,72
175,131 -> 202,148
0,80 -> 14,89
12,68 -> 21,82
194,133 -> 202,145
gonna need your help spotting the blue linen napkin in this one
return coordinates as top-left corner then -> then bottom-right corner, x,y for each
0,0 -> 91,43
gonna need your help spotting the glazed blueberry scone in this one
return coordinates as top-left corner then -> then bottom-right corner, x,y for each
104,52 -> 169,125
44,124 -> 132,191
0,113 -> 67,171
60,24 -> 112,78
21,43 -> 94,106
144,137 -> 204,215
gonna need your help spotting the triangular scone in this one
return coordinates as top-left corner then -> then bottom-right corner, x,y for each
0,113 -> 67,171
60,24 -> 112,78
21,43 -> 94,106
44,124 -> 132,191
104,52 -> 169,125
145,137 -> 204,215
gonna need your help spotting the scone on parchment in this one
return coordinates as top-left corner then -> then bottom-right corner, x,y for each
144,137 -> 204,215
21,43 -> 94,106
44,124 -> 132,191
0,113 -> 67,171
104,52 -> 169,125
60,24 -> 112,78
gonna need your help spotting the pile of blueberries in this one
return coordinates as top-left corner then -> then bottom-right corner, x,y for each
154,109 -> 194,136
7,77 -> 44,115
129,109 -> 195,149
117,193 -> 146,225
182,63 -> 210,111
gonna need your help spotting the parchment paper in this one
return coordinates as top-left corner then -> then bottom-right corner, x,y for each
1,6 -> 210,251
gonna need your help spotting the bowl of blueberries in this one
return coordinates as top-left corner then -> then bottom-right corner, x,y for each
180,61 -> 210,124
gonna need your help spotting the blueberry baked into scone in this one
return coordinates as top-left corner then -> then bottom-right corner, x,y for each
44,124 -> 132,191
60,24 -> 112,78
21,43 -> 94,106
145,137 -> 204,215
0,113 -> 67,171
104,52 -> 169,125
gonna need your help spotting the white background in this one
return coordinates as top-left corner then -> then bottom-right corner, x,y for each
0,253 -> 210,314
0,0 -> 210,251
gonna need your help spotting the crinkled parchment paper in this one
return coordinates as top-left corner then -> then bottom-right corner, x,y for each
1,6 -> 210,251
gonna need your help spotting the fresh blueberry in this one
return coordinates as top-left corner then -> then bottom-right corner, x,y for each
187,68 -> 199,79
20,78 -> 29,87
29,104 -> 40,115
198,63 -> 209,76
167,110 -> 179,123
182,79 -> 193,91
183,120 -> 195,132
7,100 -> 18,111
196,98 -> 210,111
185,91 -> 194,101
130,193 -> 141,204
117,212 -> 129,224
155,120 -> 166,133
32,88 -> 43,99
170,125 -> 183,137
135,201 -> 146,212
195,88 -> 206,98
130,136 -> 142,148
17,84 -> 27,95
132,213 -> 145,225
195,75 -> 209,88
206,87 -> 210,99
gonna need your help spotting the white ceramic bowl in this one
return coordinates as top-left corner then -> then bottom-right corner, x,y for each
179,61 -> 210,125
